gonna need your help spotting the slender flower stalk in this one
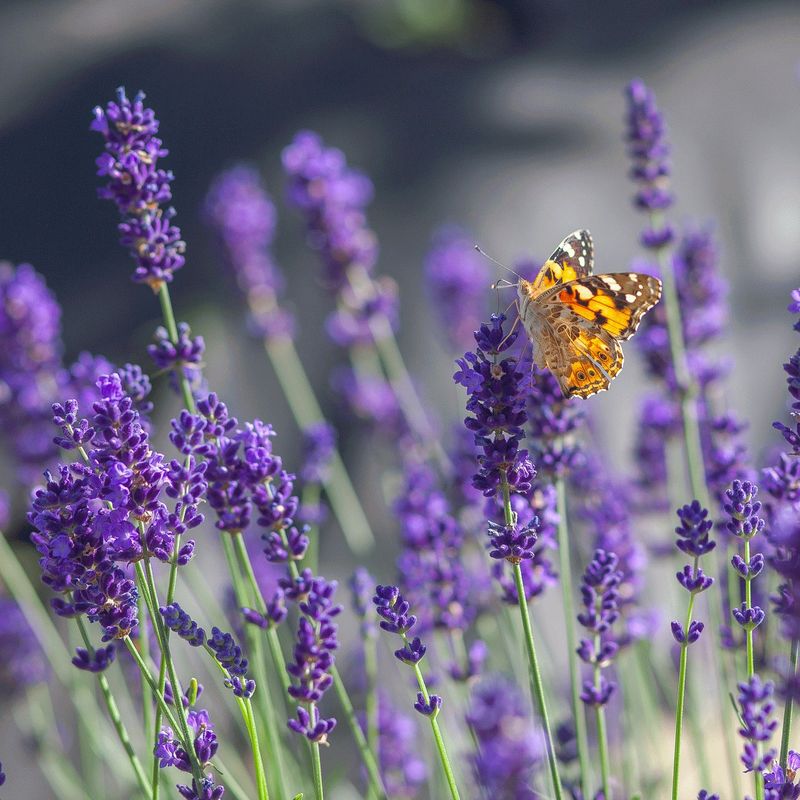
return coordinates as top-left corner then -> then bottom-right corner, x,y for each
725,480 -> 767,680
671,500 -> 716,800
577,549 -> 623,799
455,314 -> 564,800
373,585 -> 461,800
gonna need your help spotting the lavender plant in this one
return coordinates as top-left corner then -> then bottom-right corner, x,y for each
1,74 -> 798,800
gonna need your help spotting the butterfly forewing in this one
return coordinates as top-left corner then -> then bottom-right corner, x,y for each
528,229 -> 594,298
548,273 -> 662,340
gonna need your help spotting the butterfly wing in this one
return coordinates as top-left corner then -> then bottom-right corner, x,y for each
537,307 -> 624,398
528,229 -> 594,298
549,272 -> 662,340
533,271 -> 661,398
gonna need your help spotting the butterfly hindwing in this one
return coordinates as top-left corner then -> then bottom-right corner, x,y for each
528,229 -> 594,298
550,272 -> 662,340
538,305 -> 624,398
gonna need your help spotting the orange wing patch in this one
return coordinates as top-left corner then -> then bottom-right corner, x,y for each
529,230 -> 594,298
554,273 -> 662,339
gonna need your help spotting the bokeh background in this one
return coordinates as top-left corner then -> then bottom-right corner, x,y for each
2,0 -> 800,796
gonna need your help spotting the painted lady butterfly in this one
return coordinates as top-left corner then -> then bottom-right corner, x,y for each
516,230 -> 662,399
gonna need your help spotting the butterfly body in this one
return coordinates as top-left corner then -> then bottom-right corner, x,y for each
516,230 -> 662,399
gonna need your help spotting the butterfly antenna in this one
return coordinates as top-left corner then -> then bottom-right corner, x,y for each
474,245 -> 523,286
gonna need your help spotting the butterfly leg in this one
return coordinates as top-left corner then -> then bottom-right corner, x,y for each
496,303 -> 521,350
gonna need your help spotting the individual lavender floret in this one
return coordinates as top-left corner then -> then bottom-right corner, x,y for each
285,573 -> 340,743
467,675 -> 543,799
203,165 -> 294,340
0,596 -> 48,693
762,749 -> 800,799
697,792 -> 719,800
576,549 -> 622,708
424,225 -> 489,351
0,761 -> 4,787
737,676 -> 778,773
72,644 -> 116,673
92,87 -> 185,289
454,314 -> 534,497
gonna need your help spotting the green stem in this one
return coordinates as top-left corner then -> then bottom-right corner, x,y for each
151,530 -> 184,800
403,635 -> 461,800
780,638 -> 799,767
223,534 -> 288,800
554,476 -> 590,797
136,560 -> 204,787
593,634 -> 611,799
265,337 -> 374,553
502,473 -> 563,800
136,574 -> 154,744
74,617 -> 150,797
311,737 -> 324,800
671,591 -> 696,800
364,629 -> 380,799
234,529 -> 386,798
511,562 -> 564,800
744,538 -> 755,679
157,283 -> 195,413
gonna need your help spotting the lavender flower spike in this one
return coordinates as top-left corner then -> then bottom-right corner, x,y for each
92,88 -> 185,290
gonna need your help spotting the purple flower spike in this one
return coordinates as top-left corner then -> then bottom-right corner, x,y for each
624,79 -> 674,230
373,585 -> 417,634
738,676 -> 778,773
207,627 -> 249,677
92,88 -> 185,290
414,693 -> 442,718
576,550 -> 622,708
724,480 -> 766,540
72,644 -> 116,673
204,165 -> 294,341
455,314 -> 535,497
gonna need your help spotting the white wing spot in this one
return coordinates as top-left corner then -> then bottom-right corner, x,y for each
602,277 -> 621,291
628,273 -> 638,280
625,293 -> 636,303
563,243 -> 575,257
578,256 -> 586,267
575,285 -> 594,300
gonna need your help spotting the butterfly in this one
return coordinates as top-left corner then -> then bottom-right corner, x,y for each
514,230 -> 662,399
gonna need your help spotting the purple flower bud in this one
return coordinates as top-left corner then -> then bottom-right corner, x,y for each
732,604 -> 766,631
72,644 -> 116,673
414,693 -> 442,717
394,636 -> 426,665
675,565 -> 714,594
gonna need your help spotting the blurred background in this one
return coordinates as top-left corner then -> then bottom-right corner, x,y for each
2,0 -> 800,795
